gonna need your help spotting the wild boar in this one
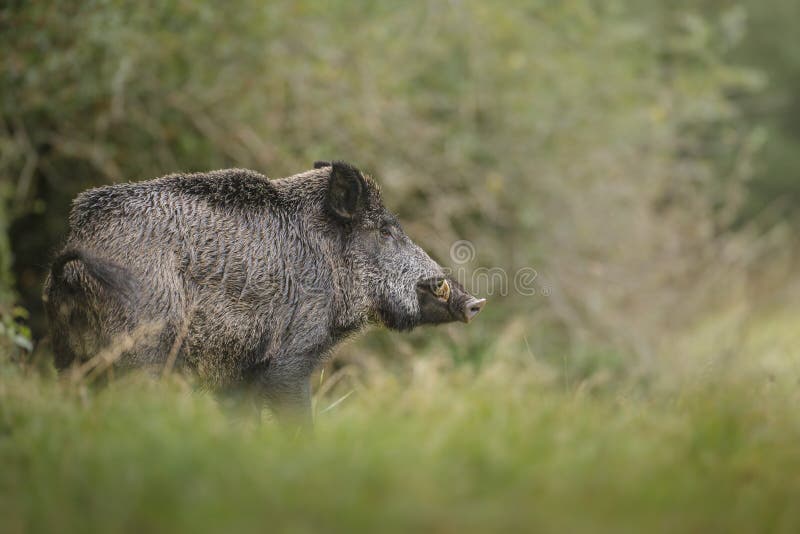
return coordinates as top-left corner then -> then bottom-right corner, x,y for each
43,161 -> 485,423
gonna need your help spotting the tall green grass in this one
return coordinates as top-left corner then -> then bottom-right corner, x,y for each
2,308 -> 800,533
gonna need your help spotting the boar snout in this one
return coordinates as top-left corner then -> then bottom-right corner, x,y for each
462,297 -> 486,323
416,276 -> 485,325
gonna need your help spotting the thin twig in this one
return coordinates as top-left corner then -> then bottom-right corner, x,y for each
320,390 -> 355,414
162,307 -> 195,378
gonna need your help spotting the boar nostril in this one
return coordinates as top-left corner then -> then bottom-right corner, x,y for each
463,297 -> 486,322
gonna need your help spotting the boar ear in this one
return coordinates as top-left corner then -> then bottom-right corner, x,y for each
326,161 -> 366,222
314,160 -> 331,169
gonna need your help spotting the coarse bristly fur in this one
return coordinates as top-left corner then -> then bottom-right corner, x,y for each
42,161 -> 483,424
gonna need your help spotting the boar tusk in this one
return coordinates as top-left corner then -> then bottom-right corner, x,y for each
434,278 -> 451,301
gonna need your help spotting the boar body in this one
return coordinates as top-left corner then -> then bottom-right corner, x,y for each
43,162 -> 484,423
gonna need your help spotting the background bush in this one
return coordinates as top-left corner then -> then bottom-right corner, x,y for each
1,0 -> 797,373
3,3 -> 800,531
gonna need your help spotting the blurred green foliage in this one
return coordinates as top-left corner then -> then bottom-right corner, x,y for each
2,304 -> 800,533
734,0 -> 800,221
1,4 -> 799,529
0,1 -> 796,364
637,0 -> 800,222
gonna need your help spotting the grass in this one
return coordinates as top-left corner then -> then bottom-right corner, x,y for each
2,309 -> 800,534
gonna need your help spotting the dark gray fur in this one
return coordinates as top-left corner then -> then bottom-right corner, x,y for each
43,161 -> 483,424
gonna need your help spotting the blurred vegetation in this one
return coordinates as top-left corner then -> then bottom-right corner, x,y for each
3,304 -> 800,533
1,1 -> 800,529
732,0 -> 800,221
3,0 -> 796,365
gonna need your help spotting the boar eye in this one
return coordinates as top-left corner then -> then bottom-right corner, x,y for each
379,227 -> 393,240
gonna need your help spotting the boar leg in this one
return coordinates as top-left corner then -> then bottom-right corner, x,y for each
254,356 -> 313,429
